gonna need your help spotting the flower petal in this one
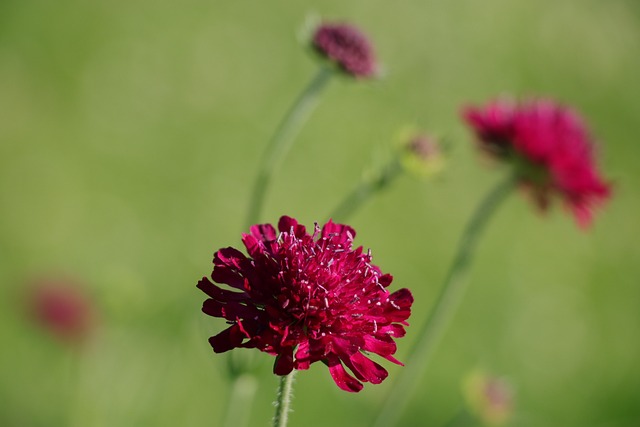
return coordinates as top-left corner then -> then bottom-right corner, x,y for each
196,277 -> 248,302
343,351 -> 388,384
212,247 -> 249,290
362,335 -> 402,365
274,346 -> 294,375
241,233 -> 263,259
385,288 -> 413,322
250,223 -> 277,242
327,356 -> 363,392
322,219 -> 356,242
294,341 -> 311,370
209,324 -> 245,353
202,299 -> 258,321
378,323 -> 406,338
278,215 -> 307,237
379,274 -> 393,287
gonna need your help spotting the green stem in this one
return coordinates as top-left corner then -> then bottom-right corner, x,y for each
273,371 -> 296,427
373,174 -> 516,427
222,374 -> 258,427
441,407 -> 471,427
329,158 -> 403,222
245,66 -> 334,229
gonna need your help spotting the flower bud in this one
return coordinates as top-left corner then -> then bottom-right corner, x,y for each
312,22 -> 378,78
463,370 -> 514,426
398,129 -> 446,178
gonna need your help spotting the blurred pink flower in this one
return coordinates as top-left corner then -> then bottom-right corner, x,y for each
197,216 -> 413,392
463,98 -> 611,227
312,22 -> 378,78
28,278 -> 94,344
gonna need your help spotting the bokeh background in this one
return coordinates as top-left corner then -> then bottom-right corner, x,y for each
1,0 -> 639,426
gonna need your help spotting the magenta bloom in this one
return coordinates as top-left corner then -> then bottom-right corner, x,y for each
197,216 -> 413,392
312,22 -> 377,78
28,278 -> 94,343
463,98 -> 611,227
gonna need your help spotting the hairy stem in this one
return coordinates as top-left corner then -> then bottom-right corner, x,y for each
273,371 -> 297,427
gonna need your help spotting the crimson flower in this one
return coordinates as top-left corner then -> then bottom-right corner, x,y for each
197,216 -> 413,392
463,98 -> 611,227
312,22 -> 377,78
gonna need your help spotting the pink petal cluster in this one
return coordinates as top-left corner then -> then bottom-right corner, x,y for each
197,216 -> 413,392
463,98 -> 611,227
312,22 -> 377,78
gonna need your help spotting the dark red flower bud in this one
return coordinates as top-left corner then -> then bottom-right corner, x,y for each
312,22 -> 377,78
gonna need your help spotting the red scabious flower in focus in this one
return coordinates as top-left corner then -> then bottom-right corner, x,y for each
28,278 -> 94,344
312,22 -> 377,78
197,216 -> 413,392
463,98 -> 611,227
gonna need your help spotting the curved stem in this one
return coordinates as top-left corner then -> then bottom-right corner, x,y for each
329,158 -> 403,222
373,174 -> 516,427
273,371 -> 297,427
245,66 -> 334,229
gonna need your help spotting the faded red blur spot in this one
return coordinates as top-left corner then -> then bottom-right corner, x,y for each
28,278 -> 95,344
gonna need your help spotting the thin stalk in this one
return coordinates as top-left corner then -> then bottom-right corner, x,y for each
221,374 -> 258,427
245,66 -> 334,229
441,407 -> 471,427
373,174 -> 516,427
273,371 -> 297,427
329,158 -> 403,222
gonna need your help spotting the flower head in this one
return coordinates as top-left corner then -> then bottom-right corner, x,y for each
463,98 -> 611,227
197,216 -> 413,392
27,277 -> 95,344
312,22 -> 377,78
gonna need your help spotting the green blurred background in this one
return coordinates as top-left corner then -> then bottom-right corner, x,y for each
1,0 -> 639,426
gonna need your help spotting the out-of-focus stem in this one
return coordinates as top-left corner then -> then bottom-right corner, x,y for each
328,158 -> 403,222
373,174 -> 516,427
245,66 -> 334,229
222,374 -> 258,427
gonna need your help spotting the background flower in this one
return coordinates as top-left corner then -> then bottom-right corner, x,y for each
26,277 -> 95,344
463,370 -> 514,426
312,22 -> 377,78
463,98 -> 611,227
198,216 -> 413,392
